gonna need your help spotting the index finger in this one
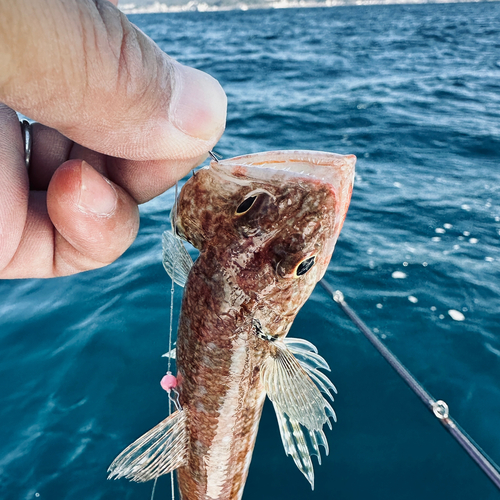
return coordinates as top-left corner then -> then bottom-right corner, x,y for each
0,104 -> 29,272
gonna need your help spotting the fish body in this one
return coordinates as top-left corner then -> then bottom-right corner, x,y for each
109,150 -> 356,500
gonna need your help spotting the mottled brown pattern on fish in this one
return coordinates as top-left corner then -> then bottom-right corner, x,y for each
176,257 -> 271,500
173,152 -> 355,500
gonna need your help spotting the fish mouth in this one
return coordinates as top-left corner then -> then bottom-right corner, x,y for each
213,150 -> 356,183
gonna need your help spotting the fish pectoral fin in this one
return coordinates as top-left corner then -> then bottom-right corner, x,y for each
108,409 -> 188,483
162,230 -> 194,287
261,339 -> 336,486
261,339 -> 336,430
283,337 -> 338,400
274,403 -> 331,490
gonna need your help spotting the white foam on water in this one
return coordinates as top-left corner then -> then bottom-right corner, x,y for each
432,236 -> 441,242
430,306 -> 437,311
469,238 -> 478,244
443,223 -> 453,229
392,271 -> 407,279
485,343 -> 500,358
376,303 -> 383,309
463,231 -> 470,236
461,204 -> 471,211
435,228 -> 446,234
408,296 -> 418,303
393,182 -> 402,188
485,257 -> 494,262
448,309 -> 465,321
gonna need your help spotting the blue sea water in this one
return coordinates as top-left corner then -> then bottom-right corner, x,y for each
1,2 -> 500,499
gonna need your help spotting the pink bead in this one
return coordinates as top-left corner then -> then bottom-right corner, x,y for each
160,373 -> 177,392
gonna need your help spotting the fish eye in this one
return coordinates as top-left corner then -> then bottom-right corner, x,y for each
236,195 -> 258,215
295,256 -> 316,277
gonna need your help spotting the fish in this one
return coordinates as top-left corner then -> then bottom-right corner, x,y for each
108,150 -> 356,499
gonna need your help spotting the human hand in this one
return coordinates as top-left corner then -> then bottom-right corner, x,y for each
0,0 -> 227,279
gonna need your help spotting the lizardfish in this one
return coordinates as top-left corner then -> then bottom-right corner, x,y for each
108,150 -> 356,500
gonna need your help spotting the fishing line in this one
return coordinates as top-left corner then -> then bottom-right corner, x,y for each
151,183 -> 180,500
167,181 -> 179,375
154,158 -> 217,500
167,181 -> 179,500
320,280 -> 500,492
150,478 -> 158,500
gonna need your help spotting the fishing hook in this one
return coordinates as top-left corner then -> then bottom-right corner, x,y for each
208,150 -> 222,162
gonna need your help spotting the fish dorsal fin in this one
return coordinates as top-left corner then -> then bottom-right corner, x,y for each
162,230 -> 193,287
260,338 -> 336,486
108,409 -> 188,482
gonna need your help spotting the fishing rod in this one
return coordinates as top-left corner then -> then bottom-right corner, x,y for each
319,280 -> 500,492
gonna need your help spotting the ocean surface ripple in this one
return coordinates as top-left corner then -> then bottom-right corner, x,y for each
1,3 -> 499,499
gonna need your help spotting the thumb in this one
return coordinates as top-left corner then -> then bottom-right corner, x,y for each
0,0 -> 226,161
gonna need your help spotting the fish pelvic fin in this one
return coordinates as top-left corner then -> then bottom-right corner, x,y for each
108,409 -> 188,482
162,230 -> 193,287
260,338 -> 336,487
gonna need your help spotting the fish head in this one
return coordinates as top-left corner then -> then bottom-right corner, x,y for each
175,150 -> 355,334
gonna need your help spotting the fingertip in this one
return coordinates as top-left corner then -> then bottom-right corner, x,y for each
47,160 -> 139,272
78,161 -> 118,216
169,63 -> 227,143
47,159 -> 81,204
